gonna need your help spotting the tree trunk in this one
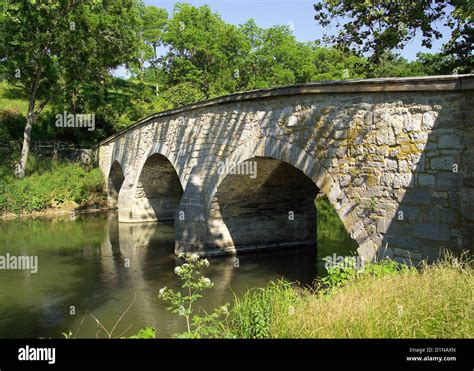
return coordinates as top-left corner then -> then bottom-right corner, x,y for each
16,67 -> 42,179
15,108 -> 35,179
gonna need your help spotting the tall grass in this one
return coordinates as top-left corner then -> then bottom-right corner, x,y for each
214,257 -> 473,338
218,281 -> 298,338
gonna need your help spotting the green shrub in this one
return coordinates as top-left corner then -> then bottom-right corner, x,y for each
0,159 -> 106,214
320,257 -> 417,292
0,109 -> 26,140
127,327 -> 156,339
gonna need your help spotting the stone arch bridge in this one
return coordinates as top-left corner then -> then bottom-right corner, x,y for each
96,75 -> 474,263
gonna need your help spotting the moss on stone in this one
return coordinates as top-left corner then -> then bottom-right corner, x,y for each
396,143 -> 421,160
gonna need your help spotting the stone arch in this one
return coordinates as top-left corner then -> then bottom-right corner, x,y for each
206,139 -> 320,207
134,142 -> 184,189
118,142 -> 184,223
203,138 -> 372,259
210,156 -> 319,251
107,160 -> 125,207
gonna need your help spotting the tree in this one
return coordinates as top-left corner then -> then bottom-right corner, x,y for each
416,51 -> 461,75
142,6 -> 168,69
146,5 -> 374,107
0,0 -> 145,178
238,21 -> 368,88
310,44 -> 367,81
140,6 -> 168,93
160,3 -> 250,99
314,0 -> 473,71
367,52 -> 427,78
239,21 -> 315,88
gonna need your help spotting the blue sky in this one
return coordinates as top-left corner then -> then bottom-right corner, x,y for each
115,0 -> 452,77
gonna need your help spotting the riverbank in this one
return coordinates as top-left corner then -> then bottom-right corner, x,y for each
221,259 -> 474,338
0,204 -> 115,221
0,155 -> 107,218
184,257 -> 473,338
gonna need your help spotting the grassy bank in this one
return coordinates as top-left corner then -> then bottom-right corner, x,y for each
0,81 -> 29,116
0,155 -> 106,215
210,258 -> 473,338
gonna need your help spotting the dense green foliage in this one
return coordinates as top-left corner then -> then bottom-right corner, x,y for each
320,256 -> 416,290
215,281 -> 298,339
314,0 -> 473,72
0,0 -> 144,106
126,327 -> 156,339
0,155 -> 105,213
146,3 -> 445,102
316,196 -> 358,260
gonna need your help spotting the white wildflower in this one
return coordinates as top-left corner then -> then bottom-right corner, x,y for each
190,253 -> 199,261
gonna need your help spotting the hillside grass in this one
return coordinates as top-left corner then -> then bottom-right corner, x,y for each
0,81 -> 29,115
215,257 -> 473,338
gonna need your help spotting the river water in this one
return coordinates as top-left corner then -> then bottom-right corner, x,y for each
0,200 -> 356,338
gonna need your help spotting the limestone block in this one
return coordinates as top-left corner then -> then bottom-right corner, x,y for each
376,127 -> 396,145
438,134 -> 463,149
435,172 -> 463,191
413,223 -> 451,241
357,240 -> 377,262
418,174 -> 435,187
287,115 -> 298,127
385,159 -> 398,171
430,156 -> 455,171
422,111 -> 438,130
404,114 -> 421,132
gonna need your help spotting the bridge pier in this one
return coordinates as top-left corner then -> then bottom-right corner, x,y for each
174,172 -> 211,255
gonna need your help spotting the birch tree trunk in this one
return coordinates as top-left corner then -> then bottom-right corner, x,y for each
15,104 -> 35,179
15,70 -> 41,179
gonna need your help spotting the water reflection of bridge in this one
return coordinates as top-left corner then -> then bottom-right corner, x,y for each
98,213 -> 236,336
96,213 -> 321,336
